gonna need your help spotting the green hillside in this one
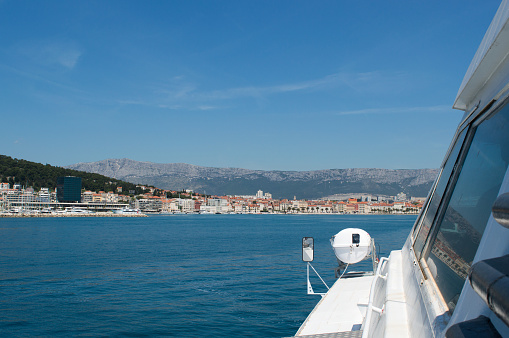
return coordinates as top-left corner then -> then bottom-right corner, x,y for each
0,155 -> 151,195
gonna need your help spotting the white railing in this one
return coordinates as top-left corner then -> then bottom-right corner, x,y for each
307,262 -> 330,296
361,257 -> 390,338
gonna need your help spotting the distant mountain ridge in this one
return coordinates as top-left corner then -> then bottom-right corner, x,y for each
66,158 -> 439,200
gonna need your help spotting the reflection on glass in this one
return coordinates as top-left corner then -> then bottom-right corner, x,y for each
302,237 -> 314,262
413,129 -> 467,257
426,104 -> 509,312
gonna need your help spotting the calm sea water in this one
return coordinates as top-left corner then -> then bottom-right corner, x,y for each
0,214 -> 415,337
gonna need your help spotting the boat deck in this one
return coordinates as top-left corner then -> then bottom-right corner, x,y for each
295,274 -> 374,336
290,331 -> 363,338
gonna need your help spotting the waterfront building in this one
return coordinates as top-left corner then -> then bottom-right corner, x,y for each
247,203 -> 261,213
370,202 -> 393,213
258,201 -> 271,212
38,188 -> 51,203
233,203 -> 246,213
6,190 -> 32,204
279,200 -> 292,213
178,198 -> 195,213
82,191 -> 93,203
137,197 -> 162,212
200,198 -> 229,213
393,201 -> 406,211
102,192 -> 119,203
56,176 -> 82,203
335,201 -> 346,213
292,200 -> 308,211
318,203 -> 334,213
395,192 -> 407,201
161,198 -> 180,213
357,202 -> 370,214
345,203 -> 358,213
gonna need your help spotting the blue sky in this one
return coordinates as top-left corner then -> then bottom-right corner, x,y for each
0,0 -> 502,171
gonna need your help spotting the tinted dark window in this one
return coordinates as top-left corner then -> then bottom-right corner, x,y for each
426,103 -> 509,311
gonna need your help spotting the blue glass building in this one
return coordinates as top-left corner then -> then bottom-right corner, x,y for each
56,176 -> 82,202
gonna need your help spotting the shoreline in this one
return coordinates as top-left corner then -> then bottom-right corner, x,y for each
0,212 -> 419,218
0,213 -> 147,218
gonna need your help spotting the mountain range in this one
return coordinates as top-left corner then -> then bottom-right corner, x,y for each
66,159 -> 438,200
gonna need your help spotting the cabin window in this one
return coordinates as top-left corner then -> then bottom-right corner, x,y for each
413,128 -> 467,258
424,102 -> 509,312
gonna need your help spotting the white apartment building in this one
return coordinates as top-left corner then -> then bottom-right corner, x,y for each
178,198 -> 195,213
395,192 -> 407,201
82,191 -> 93,203
200,198 -> 230,214
161,199 -> 180,213
38,188 -> 51,203
233,203 -> 247,213
137,198 -> 163,212
102,192 -> 119,203
292,200 -> 308,211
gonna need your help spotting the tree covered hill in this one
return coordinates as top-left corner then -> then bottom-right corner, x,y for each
0,155 -> 151,195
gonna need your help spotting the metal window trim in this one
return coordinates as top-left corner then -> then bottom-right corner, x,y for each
411,171 -> 442,242
421,125 -> 475,261
422,94 -> 509,259
411,127 -> 469,244
412,127 -> 470,257
415,94 -> 509,300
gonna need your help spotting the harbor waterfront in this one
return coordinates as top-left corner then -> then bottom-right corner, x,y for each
0,212 -> 147,218
0,214 -> 414,337
0,183 -> 424,216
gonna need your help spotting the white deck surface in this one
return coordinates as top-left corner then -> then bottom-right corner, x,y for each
384,250 -> 410,337
297,275 -> 374,336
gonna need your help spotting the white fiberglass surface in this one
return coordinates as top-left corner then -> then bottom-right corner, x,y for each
297,275 -> 374,336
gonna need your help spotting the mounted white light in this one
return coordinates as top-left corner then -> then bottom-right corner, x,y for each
330,228 -> 372,264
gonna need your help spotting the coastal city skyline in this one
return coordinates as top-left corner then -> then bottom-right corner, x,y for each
0,1 -> 501,171
0,179 -> 424,216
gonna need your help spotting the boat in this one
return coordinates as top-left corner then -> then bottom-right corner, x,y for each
114,207 -> 141,215
66,207 -> 93,214
293,1 -> 509,337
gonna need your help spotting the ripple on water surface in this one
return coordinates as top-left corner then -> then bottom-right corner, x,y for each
0,214 -> 415,337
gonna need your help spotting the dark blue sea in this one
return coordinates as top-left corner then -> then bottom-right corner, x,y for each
0,214 -> 415,337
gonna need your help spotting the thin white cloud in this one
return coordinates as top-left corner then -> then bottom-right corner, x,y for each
197,105 -> 218,111
119,70 -> 409,112
158,70 -> 405,104
54,48 -> 82,69
118,100 -> 145,105
15,39 -> 82,70
202,73 -> 341,100
336,105 -> 451,116
0,62 -> 88,96
155,72 -> 342,103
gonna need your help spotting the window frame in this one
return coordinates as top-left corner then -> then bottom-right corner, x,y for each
419,124 -> 474,262
411,125 -> 470,257
412,94 -> 509,292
